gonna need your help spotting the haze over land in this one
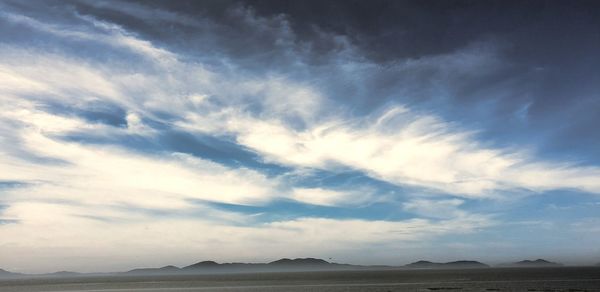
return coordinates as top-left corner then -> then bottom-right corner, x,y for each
0,258 -> 579,278
0,0 -> 600,273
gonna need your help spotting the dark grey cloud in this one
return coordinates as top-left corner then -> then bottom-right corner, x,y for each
242,0 -> 600,163
3,0 -> 599,163
64,0 -> 598,163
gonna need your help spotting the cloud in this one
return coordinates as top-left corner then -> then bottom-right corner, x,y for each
1,0 -> 600,272
0,121 -> 279,209
1,0 -> 597,209
403,198 -> 465,219
198,105 -> 600,198
0,201 -> 493,273
290,187 -> 373,207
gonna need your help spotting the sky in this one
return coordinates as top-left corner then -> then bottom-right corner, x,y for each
1,0 -> 600,273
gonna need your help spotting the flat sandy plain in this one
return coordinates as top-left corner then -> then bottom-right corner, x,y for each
1,267 -> 599,292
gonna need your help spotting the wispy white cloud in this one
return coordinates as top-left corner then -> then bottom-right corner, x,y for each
403,198 -> 466,219
290,187 -> 373,207
196,106 -> 600,198
2,0 -> 597,212
1,1 -> 599,273
0,119 -> 279,209
0,9 -> 177,64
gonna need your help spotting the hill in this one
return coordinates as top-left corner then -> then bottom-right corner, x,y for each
126,265 -> 181,275
499,259 -> 562,268
0,268 -> 21,278
123,258 -> 368,275
268,258 -> 330,266
43,271 -> 81,277
183,261 -> 220,269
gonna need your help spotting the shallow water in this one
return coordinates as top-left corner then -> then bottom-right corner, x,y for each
1,267 -> 599,292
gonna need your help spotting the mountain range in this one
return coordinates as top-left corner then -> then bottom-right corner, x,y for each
0,258 -> 578,278
126,258 -> 357,275
498,259 -> 563,268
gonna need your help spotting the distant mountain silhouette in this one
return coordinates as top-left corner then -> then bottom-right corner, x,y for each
180,260 -> 261,273
446,261 -> 490,268
126,265 -> 182,275
405,260 -> 489,269
40,271 -> 82,277
404,260 -> 439,268
184,261 -> 220,269
268,258 -> 330,266
499,259 -> 562,267
174,258 -> 352,274
2,257 -> 583,278
0,268 -> 21,278
123,258 -> 373,275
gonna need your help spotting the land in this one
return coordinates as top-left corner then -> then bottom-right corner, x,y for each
0,269 -> 20,278
126,258 -> 369,275
1,267 -> 600,292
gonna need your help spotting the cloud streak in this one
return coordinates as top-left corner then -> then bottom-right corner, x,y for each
1,0 -> 599,272
197,104 -> 600,198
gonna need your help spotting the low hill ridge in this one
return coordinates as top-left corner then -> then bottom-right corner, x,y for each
500,259 -> 562,267
269,258 -> 330,265
0,268 -> 21,278
126,265 -> 181,275
183,261 -> 220,269
3,257 -> 582,278
45,271 -> 81,277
